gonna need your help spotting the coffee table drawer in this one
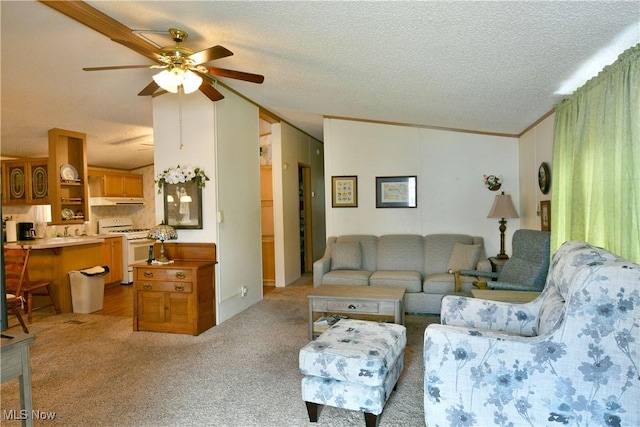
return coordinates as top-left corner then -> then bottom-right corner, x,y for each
326,300 -> 379,314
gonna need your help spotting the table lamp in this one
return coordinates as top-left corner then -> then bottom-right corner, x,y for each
487,192 -> 519,259
148,222 -> 178,263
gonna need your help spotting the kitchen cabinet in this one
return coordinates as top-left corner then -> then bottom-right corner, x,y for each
133,261 -> 215,335
89,170 -> 143,198
101,236 -> 123,284
48,128 -> 89,225
2,158 -> 50,205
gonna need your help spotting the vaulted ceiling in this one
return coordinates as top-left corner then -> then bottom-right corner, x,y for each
1,1 -> 638,170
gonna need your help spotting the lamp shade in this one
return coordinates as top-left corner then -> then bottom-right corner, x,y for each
487,192 -> 519,219
182,70 -> 203,94
152,70 -> 179,93
148,222 -> 178,242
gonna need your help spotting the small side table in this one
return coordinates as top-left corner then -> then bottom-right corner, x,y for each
488,257 -> 508,274
1,333 -> 35,427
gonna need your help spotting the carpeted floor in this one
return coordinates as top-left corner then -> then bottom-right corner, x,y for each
1,278 -> 437,426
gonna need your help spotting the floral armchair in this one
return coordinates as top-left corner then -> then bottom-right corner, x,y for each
424,241 -> 640,426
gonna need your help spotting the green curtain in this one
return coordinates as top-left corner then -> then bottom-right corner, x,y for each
552,43 -> 640,263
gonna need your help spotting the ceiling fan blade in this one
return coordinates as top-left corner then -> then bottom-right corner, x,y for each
138,81 -> 160,96
112,39 -> 162,62
189,45 -> 233,65
204,66 -> 264,84
199,83 -> 225,102
83,65 -> 153,71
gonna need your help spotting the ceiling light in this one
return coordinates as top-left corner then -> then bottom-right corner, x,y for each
153,69 -> 179,93
182,71 -> 203,94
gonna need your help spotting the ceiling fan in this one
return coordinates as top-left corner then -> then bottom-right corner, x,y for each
83,28 -> 264,102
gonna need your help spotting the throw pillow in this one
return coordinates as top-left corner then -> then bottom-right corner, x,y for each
331,242 -> 362,270
447,243 -> 481,271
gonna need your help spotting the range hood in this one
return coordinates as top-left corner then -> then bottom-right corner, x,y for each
90,197 -> 145,206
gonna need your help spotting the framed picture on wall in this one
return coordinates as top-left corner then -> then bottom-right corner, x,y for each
540,200 -> 551,231
376,176 -> 417,208
163,177 -> 203,229
331,176 -> 358,207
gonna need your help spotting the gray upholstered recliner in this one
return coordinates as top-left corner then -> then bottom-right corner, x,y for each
458,229 -> 551,291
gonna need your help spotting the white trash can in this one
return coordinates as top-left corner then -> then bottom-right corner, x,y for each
69,266 -> 109,313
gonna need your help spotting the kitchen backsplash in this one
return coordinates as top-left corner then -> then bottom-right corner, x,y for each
3,164 -> 156,237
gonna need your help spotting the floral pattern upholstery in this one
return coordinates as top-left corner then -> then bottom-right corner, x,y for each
300,319 -> 406,416
424,241 -> 640,426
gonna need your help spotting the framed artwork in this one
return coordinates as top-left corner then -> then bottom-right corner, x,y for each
331,176 -> 358,207
538,162 -> 551,194
376,176 -> 417,208
163,177 -> 203,229
540,200 -> 551,231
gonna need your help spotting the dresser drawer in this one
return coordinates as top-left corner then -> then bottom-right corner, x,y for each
136,281 -> 193,293
136,268 -> 193,281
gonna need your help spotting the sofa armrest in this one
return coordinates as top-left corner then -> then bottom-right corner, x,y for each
440,294 -> 542,336
312,256 -> 332,287
488,280 -> 544,291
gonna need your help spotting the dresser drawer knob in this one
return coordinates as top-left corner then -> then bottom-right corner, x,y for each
174,284 -> 185,292
348,304 -> 356,310
143,283 -> 152,290
143,271 -> 154,278
175,271 -> 186,279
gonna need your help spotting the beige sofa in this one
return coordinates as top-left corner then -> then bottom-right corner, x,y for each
313,234 -> 489,314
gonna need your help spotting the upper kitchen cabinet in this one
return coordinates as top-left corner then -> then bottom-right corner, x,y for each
88,169 -> 144,198
48,128 -> 89,225
2,158 -> 50,205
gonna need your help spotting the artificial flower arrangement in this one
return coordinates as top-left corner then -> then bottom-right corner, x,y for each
156,165 -> 210,193
483,174 -> 503,190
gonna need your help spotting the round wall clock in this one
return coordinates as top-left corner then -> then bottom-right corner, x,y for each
538,162 -> 550,194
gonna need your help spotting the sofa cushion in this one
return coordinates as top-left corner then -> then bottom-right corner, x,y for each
369,270 -> 422,292
330,242 -> 362,270
376,235 -> 424,271
446,243 -> 481,271
424,234 -> 475,276
322,270 -> 373,286
423,272 -> 475,294
335,235 -> 378,272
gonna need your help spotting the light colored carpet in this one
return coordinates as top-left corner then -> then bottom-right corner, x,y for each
1,280 -> 437,426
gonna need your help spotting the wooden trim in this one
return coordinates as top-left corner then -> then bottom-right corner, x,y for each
39,1 -> 158,62
518,108 -> 556,137
324,115 -> 519,138
154,243 -> 217,263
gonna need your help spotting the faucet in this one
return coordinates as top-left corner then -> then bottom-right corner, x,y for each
64,226 -> 70,237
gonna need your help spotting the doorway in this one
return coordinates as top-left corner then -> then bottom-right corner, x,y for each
299,164 -> 313,274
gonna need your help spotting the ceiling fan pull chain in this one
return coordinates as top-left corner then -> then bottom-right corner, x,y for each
179,87 -> 184,150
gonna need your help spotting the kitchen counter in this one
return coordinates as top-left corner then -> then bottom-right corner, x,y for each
6,236 -> 108,314
5,236 -> 105,250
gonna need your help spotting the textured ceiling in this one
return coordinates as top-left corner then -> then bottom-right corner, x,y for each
1,1 -> 639,170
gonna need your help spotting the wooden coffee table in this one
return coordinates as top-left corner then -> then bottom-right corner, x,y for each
307,285 -> 405,339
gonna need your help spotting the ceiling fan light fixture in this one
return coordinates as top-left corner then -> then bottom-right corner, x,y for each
182,70 -> 203,94
153,69 -> 179,93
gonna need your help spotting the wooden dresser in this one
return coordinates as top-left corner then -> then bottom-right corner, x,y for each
133,260 -> 215,336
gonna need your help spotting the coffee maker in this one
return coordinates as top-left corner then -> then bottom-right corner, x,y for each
18,222 -> 36,240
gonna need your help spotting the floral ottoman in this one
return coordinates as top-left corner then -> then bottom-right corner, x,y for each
299,319 -> 407,427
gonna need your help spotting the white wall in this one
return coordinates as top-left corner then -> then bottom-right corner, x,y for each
153,92 -> 217,243
518,113 -> 555,230
323,118 -> 520,258
152,88 -> 262,324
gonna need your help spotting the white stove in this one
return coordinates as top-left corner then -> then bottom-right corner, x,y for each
98,218 -> 154,284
